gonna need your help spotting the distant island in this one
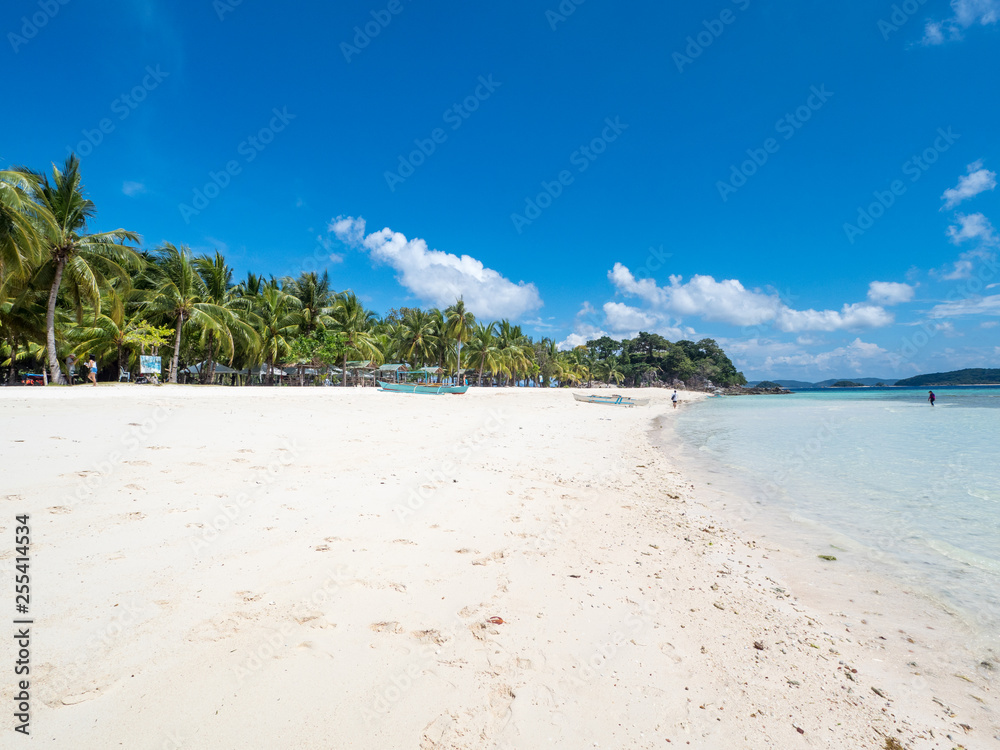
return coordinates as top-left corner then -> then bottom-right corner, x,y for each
747,378 -> 896,388
895,368 -> 1000,387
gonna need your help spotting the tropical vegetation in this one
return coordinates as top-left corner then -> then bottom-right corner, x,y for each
0,156 -> 747,388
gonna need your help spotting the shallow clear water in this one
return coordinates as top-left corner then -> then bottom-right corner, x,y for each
675,387 -> 1000,641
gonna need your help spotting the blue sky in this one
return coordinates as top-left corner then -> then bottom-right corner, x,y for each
3,0 -> 999,380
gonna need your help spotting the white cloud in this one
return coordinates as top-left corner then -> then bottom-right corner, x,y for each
602,302 -> 660,332
982,320 -> 1000,328
942,160 -> 997,209
331,216 -> 542,320
763,338 -> 888,373
608,263 -> 893,332
867,281 -> 915,305
122,181 -> 146,197
946,213 -> 998,245
937,247 -> 997,280
923,0 -> 1000,43
928,294 -> 1000,318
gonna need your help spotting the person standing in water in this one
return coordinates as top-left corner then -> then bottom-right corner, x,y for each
671,390 -> 679,409
928,390 -> 936,406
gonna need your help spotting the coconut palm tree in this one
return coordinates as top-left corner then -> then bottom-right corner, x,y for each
141,243 -> 228,383
465,321 -> 500,386
26,156 -> 142,383
395,308 -> 439,368
0,169 -> 53,283
331,292 -> 381,386
445,298 -> 475,385
195,251 -> 258,383
282,271 -> 336,334
247,281 -> 301,385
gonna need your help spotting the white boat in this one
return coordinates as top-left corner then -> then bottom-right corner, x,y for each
573,393 -> 650,407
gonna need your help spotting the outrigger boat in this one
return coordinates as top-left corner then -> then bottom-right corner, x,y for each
378,381 -> 469,395
573,392 -> 649,407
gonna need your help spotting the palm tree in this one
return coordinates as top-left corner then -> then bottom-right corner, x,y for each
248,281 -> 301,385
395,308 -> 438,368
27,156 -> 142,383
283,271 -> 335,334
445,298 -> 475,385
141,243 -> 227,383
195,251 -> 257,383
0,169 -> 53,283
331,292 -> 380,386
465,322 -> 500,386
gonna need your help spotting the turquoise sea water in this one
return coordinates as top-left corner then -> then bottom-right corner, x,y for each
674,387 -> 1000,646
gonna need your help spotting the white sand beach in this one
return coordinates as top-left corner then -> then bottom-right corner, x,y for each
1,386 -> 995,748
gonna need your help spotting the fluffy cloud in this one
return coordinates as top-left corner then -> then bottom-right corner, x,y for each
331,216 -> 542,319
946,213 -> 999,245
556,301 -> 691,350
942,161 -> 997,209
608,263 -> 893,332
867,281 -> 915,305
924,0 -> 1000,43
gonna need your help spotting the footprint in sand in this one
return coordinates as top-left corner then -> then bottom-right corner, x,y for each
237,449 -> 254,454
125,512 -> 146,521
412,629 -> 448,645
393,539 -> 417,545
124,460 -> 151,466
232,458 -> 249,463
314,545 -> 330,552
48,506 -> 72,514
237,591 -> 262,602
370,621 -> 404,634
124,483 -> 144,491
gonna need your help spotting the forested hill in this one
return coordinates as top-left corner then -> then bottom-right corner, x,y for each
895,369 -> 1000,386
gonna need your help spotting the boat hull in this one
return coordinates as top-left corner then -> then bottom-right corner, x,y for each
573,392 -> 649,407
378,381 -> 468,395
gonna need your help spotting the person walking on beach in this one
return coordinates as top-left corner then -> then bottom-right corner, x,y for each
928,390 -> 936,407
87,356 -> 98,386
671,390 -> 679,409
65,354 -> 77,386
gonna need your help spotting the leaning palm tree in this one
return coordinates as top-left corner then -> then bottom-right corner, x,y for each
26,156 -> 142,383
331,292 -> 381,387
141,243 -> 227,383
445,298 -> 475,385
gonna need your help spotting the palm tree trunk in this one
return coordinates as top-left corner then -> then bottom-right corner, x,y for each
7,338 -> 18,385
342,351 -> 348,387
45,257 -> 67,384
170,311 -> 184,383
205,331 -> 216,384
117,341 -> 124,380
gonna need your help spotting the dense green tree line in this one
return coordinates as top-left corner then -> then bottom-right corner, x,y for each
1,157 -> 745,387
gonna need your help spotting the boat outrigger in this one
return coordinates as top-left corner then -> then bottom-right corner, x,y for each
378,381 -> 469,395
573,392 -> 649,407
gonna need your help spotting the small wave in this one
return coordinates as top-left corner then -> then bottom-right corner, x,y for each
923,538 -> 1000,575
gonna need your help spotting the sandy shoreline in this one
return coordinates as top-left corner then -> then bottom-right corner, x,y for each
1,386 -> 996,748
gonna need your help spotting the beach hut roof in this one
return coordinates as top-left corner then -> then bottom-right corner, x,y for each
185,361 -> 239,375
346,360 -> 376,369
378,363 -> 409,372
